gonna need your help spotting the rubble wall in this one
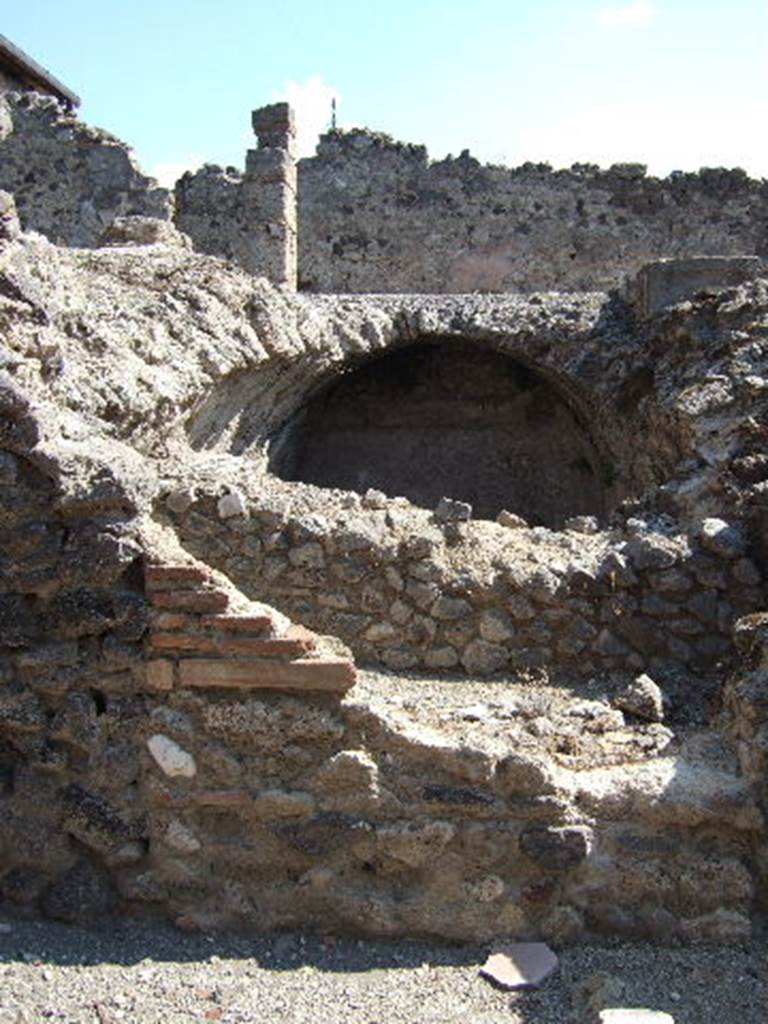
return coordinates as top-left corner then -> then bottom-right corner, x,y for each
296,131 -> 768,293
173,103 -> 298,288
1,216 -> 767,942
0,92 -> 170,247
166,482 -> 758,678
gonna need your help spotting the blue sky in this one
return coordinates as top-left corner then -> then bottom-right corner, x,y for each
4,1 -> 767,184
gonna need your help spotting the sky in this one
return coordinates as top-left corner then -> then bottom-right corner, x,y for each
4,1 -> 768,185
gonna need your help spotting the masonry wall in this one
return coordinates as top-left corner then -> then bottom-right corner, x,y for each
2,209 -> 768,942
276,341 -> 606,526
174,103 -> 297,288
0,91 -> 171,247
295,131 -> 768,293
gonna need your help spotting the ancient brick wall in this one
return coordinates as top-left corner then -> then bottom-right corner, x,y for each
167,485 -> 758,678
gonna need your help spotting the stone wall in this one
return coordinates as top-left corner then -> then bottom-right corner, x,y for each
174,103 -> 297,289
0,361 -> 150,922
1,210 -> 767,942
6,89 -> 767,299
0,91 -> 171,247
295,131 -> 768,294
166,481 -> 759,678
174,125 -> 768,294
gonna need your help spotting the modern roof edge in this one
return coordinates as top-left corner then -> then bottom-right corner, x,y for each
0,33 -> 80,108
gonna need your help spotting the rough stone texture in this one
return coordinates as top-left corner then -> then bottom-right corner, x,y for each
174,103 -> 297,289
613,675 -> 664,723
294,130 -> 768,294
631,256 -> 763,317
0,91 -> 170,246
1,98 -> 768,945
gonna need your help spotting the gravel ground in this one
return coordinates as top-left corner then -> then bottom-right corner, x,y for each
0,912 -> 766,1024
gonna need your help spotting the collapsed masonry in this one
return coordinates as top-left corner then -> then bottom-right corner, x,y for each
1,89 -> 768,943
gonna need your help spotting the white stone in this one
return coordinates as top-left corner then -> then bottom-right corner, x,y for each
497,509 -> 528,529
147,733 -> 196,778
217,489 -> 247,519
164,819 -> 201,853
599,1012 -> 675,1024
480,942 -> 558,989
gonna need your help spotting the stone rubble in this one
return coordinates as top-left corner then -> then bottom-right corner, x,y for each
0,89 -> 768,950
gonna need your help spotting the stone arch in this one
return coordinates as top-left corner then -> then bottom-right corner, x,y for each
269,336 -> 610,527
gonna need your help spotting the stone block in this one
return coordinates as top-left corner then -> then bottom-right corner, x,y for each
178,657 -> 356,693
631,256 -> 762,317
147,734 -> 196,778
252,102 -> 296,148
519,825 -> 592,870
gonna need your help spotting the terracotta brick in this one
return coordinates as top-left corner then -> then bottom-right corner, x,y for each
201,614 -> 273,635
150,633 -> 218,654
193,789 -> 253,808
145,659 -> 175,691
145,565 -> 209,588
216,635 -> 315,658
178,657 -> 356,693
152,611 -> 195,630
151,590 -> 229,613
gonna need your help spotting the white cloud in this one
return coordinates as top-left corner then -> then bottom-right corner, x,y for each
150,153 -> 205,188
596,2 -> 656,27
272,75 -> 340,158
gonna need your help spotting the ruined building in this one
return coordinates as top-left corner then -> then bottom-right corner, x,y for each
1,75 -> 768,944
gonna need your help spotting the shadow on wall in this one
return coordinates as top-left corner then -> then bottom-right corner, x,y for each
269,339 -> 607,528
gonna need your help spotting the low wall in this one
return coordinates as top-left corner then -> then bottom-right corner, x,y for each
166,481 -> 760,678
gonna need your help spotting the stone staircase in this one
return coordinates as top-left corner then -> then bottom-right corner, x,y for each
144,563 -> 356,694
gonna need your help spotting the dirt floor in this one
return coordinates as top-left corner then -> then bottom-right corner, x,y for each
0,911 -> 766,1024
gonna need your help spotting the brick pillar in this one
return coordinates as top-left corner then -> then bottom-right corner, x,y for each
242,102 -> 297,290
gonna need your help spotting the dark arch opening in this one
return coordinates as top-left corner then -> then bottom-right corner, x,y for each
270,339 -> 607,527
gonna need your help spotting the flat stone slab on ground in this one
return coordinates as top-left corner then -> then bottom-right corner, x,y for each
599,1011 -> 675,1024
480,942 -> 558,989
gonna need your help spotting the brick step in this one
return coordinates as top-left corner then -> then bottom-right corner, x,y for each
178,657 -> 355,693
150,589 -> 230,613
145,565 -> 210,590
201,614 -> 275,636
149,631 -> 316,659
151,611 -> 276,638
